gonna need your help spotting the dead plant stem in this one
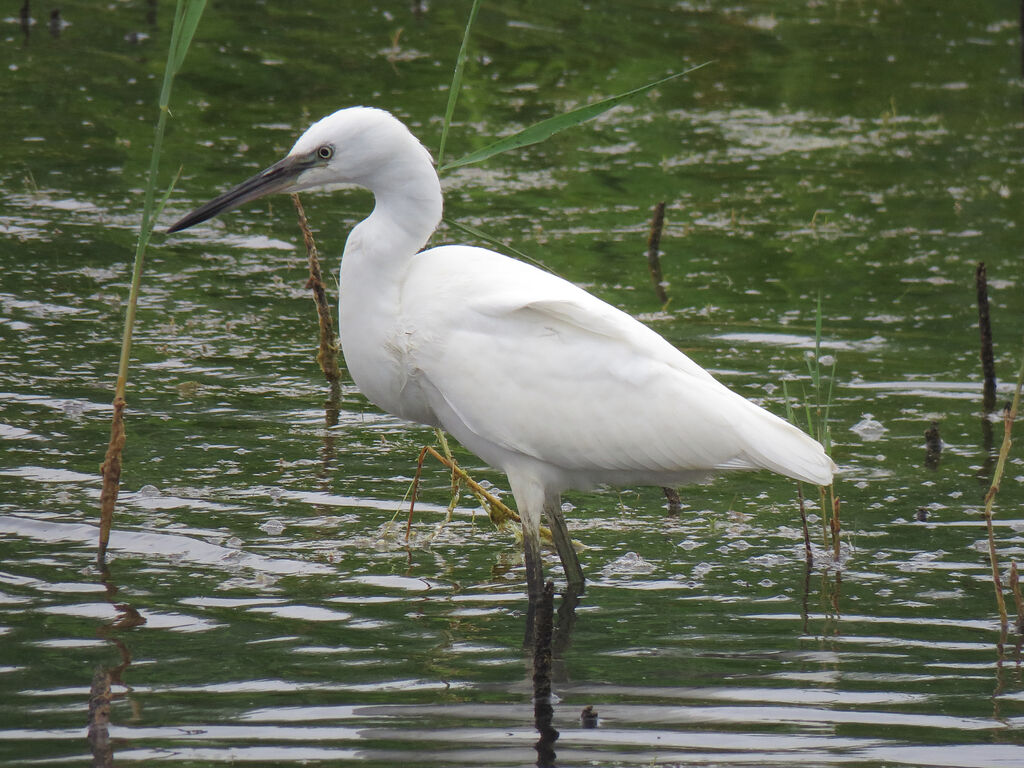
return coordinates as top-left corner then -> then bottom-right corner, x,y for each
982,338 -> 1024,628
291,194 -> 342,387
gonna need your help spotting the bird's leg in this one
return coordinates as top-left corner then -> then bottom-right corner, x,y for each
522,512 -> 545,601
508,473 -> 551,601
544,495 -> 585,594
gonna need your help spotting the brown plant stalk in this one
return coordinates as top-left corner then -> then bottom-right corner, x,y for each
292,194 -> 342,387
982,340 -> 1024,627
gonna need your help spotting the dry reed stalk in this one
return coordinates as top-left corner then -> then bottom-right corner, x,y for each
98,396 -> 126,561
97,0 -> 207,564
1010,562 -> 1024,635
291,194 -> 342,387
406,445 -> 521,541
982,342 -> 1024,627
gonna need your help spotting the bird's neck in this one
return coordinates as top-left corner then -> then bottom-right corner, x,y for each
336,153 -> 443,422
345,145 -> 443,268
338,151 -> 442,329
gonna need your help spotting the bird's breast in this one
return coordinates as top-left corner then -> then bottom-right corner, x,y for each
338,307 -> 440,429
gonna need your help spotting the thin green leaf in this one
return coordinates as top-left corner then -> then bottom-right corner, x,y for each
437,0 -> 482,170
440,61 -> 713,172
118,0 -> 207,391
443,217 -> 558,276
151,167 -> 184,232
813,290 -> 823,400
801,383 -> 813,443
144,0 -> 207,239
782,380 -> 796,425
168,0 -> 204,74
823,356 -> 837,452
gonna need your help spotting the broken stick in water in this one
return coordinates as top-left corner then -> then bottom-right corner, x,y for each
976,262 -> 997,412
925,421 -> 942,470
646,201 -> 669,305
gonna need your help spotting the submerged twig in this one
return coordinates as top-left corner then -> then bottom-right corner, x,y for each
291,194 -> 342,391
924,421 -> 942,470
87,666 -> 113,767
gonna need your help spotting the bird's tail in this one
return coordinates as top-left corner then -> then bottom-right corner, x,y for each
729,399 -> 836,486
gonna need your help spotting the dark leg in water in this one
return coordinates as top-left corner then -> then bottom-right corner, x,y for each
544,494 -> 585,594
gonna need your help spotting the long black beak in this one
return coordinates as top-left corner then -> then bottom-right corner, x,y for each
167,153 -> 316,234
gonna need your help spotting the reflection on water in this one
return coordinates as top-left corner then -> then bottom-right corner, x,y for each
2,0 -> 1024,765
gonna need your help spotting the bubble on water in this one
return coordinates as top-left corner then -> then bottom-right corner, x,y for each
225,536 -> 244,549
851,413 -> 888,441
748,553 -> 788,568
138,485 -> 160,498
692,562 -> 713,578
602,552 -> 656,576
260,519 -> 285,535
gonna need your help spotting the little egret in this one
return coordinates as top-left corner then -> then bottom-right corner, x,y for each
169,107 -> 835,598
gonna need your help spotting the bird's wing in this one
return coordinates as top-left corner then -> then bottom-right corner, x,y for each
403,246 -> 833,486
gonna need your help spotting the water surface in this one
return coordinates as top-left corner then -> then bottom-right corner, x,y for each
2,2 -> 1023,766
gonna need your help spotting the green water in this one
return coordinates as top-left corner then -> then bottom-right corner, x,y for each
2,2 -> 1024,766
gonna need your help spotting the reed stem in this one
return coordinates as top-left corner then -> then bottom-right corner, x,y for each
982,338 -> 1024,628
291,194 -> 342,390
97,0 -> 207,563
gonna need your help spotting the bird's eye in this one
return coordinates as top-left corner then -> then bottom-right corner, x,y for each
317,145 -> 334,160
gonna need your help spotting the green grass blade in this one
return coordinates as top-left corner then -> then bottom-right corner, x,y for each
140,0 -> 207,250
783,379 -> 796,424
151,167 -> 184,232
440,61 -> 712,172
437,0 -> 482,170
444,217 -> 558,276
103,0 -> 207,557
117,0 -> 207,394
801,383 -> 814,442
813,290 -> 823,401
823,357 -> 837,452
169,1 -> 206,73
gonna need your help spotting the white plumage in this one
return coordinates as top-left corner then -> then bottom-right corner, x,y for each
169,106 -> 836,598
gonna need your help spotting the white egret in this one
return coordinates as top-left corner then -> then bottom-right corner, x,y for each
169,107 -> 835,598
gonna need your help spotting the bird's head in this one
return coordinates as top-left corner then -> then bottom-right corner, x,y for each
168,106 -> 429,234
